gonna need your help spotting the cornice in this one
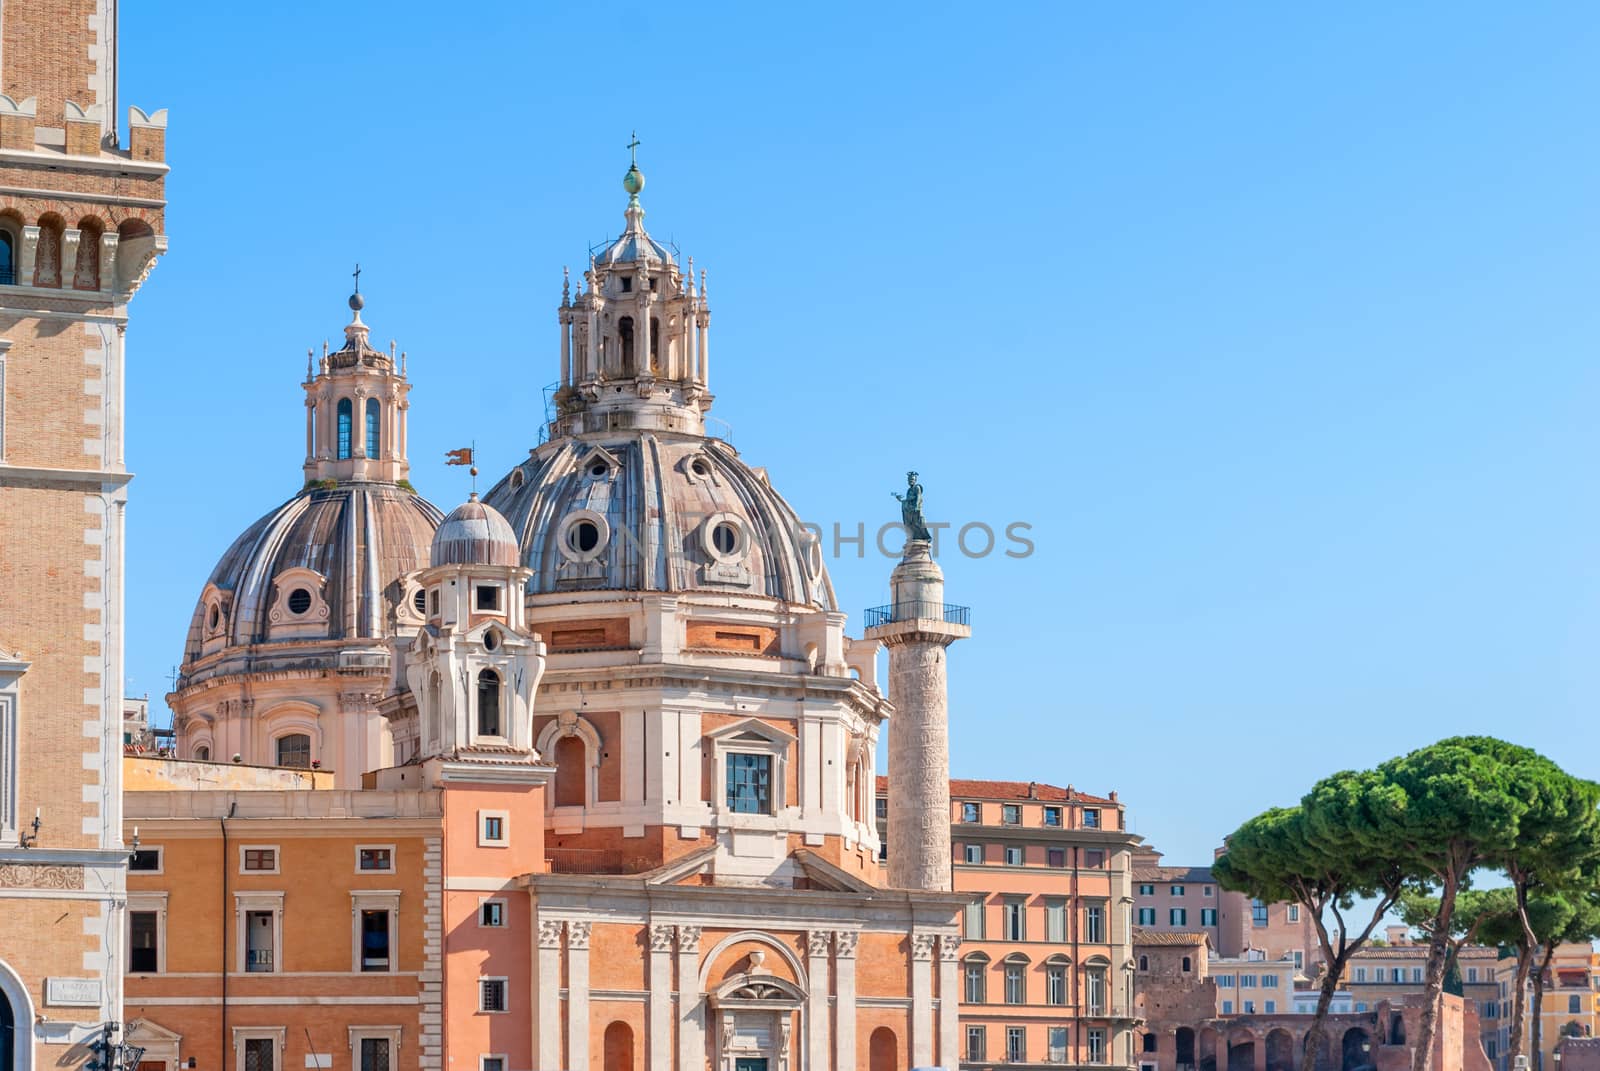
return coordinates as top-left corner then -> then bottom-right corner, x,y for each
0,463 -> 131,490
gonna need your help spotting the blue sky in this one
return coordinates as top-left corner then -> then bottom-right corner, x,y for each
120,4 -> 1600,865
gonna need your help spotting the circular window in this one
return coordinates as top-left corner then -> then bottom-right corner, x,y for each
556,510 -> 610,563
412,588 -> 427,615
286,588 -> 313,615
588,461 -> 608,478
207,604 -> 220,630
700,512 -> 747,564
691,458 -> 710,478
571,520 -> 600,553
483,629 -> 500,652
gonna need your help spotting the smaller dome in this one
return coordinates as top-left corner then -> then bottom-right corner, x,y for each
431,494 -> 519,567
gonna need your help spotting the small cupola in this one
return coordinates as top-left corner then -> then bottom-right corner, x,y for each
431,493 -> 519,567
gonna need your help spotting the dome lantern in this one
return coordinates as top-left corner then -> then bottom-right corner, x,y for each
302,277 -> 414,486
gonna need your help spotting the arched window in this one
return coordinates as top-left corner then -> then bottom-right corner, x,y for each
0,231 -> 13,285
603,1021 -> 634,1071
1139,955 -> 1149,972
365,398 -> 380,458
73,219 -> 103,289
276,733 -> 311,768
1182,955 -> 1192,973
618,317 -> 635,376
649,316 -> 660,369
0,979 -> 15,1071
336,399 -> 353,460
554,735 -> 586,807
476,669 -> 501,737
426,672 -> 441,750
869,1028 -> 898,1071
194,744 -> 211,761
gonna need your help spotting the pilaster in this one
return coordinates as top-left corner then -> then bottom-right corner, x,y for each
910,932 -> 936,1068
648,924 -> 674,1071
536,919 -> 563,1071
806,931 -> 832,1071
937,935 -> 961,1071
677,925 -> 703,1071
567,920 -> 592,1071
832,931 -> 857,1071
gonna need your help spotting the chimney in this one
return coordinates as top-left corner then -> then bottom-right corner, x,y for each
1385,925 -> 1408,946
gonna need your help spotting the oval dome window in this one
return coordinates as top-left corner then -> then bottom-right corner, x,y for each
413,588 -> 428,615
570,520 -> 601,553
712,522 -> 739,556
286,588 -> 313,615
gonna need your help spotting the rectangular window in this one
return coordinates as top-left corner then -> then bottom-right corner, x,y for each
480,900 -> 506,928
1138,883 -> 1154,896
1265,1000 -> 1276,1014
243,1039 -> 275,1071
1048,1026 -> 1068,1063
1201,908 -> 1217,926
725,752 -> 772,814
1262,974 -> 1279,988
245,910 -> 275,972
360,909 -> 391,972
1392,967 -> 1404,983
1240,974 -> 1256,989
1087,1028 -> 1106,1065
480,977 -> 508,1013
964,900 -> 985,939
129,848 -> 162,873
1085,903 -> 1106,943
1085,968 -> 1106,1015
1007,1027 -> 1026,1063
961,802 -> 981,823
1005,845 -> 1023,866
1005,964 -> 1025,1004
1293,951 -> 1304,970
1084,848 -> 1105,868
1244,1000 -> 1256,1014
1002,804 -> 1021,825
1043,806 -> 1062,827
1047,965 -> 1067,1005
481,1059 -> 505,1071
1287,904 -> 1300,922
480,812 -> 506,843
1170,907 -> 1187,926
876,797 -> 888,819
357,846 -> 394,872
242,847 -> 277,873
1411,967 -> 1423,983
1204,885 -> 1214,897
1467,967 -> 1478,983
359,1039 -> 390,1071
1217,976 -> 1234,988
966,1027 -> 986,1062
1170,884 -> 1185,896
429,589 -> 440,615
1138,908 -> 1155,925
964,843 -> 984,864
1355,967 -> 1367,982
475,584 -> 501,611
965,961 -> 986,1003
1222,1000 -> 1233,1014
1045,900 -> 1067,943
1082,808 -> 1100,828
1251,899 -> 1268,925
129,911 -> 159,973
1004,900 -> 1026,941
1047,847 -> 1066,868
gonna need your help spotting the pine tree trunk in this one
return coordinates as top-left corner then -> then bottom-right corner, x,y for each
1532,945 -> 1555,1071
1508,944 -> 1535,1069
1411,873 -> 1460,1071
1304,968 -> 1341,1071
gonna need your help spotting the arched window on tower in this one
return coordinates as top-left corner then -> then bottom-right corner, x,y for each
0,230 -> 14,285
649,316 -> 660,372
476,669 -> 502,738
276,733 -> 311,768
618,317 -> 635,377
336,399 -> 353,460
365,398 -> 380,458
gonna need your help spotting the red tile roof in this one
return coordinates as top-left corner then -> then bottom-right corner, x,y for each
874,775 -> 1116,805
1132,928 -> 1211,946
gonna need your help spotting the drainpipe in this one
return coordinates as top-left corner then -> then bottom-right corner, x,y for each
221,801 -> 235,1070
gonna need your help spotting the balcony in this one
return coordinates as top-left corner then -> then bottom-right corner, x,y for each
863,601 -> 971,628
245,948 -> 274,972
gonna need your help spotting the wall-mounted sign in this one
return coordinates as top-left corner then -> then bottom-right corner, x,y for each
45,977 -> 102,1007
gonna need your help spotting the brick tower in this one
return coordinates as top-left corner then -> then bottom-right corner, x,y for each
0,2 -> 168,1067
865,524 -> 970,891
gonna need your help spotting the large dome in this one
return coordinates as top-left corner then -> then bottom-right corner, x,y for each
180,483 -> 444,673
483,434 -> 835,609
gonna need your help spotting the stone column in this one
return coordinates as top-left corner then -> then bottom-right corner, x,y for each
911,933 -> 936,1068
648,925 -> 674,1071
938,936 -> 961,1071
833,931 -> 858,1071
863,540 -> 970,892
568,921 -> 592,1071
677,925 -> 704,1071
806,931 -> 832,1071
536,920 -> 563,1071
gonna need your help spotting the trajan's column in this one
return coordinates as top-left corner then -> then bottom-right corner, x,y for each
866,472 -> 971,891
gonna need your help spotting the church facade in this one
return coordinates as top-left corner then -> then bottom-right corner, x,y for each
130,158 -> 972,1071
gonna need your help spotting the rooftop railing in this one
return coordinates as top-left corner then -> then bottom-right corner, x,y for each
863,601 -> 971,629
